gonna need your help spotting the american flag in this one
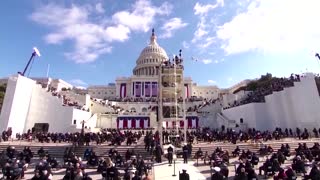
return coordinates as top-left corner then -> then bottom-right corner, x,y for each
145,82 -> 150,97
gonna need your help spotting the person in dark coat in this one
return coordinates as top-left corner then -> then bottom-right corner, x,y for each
182,144 -> 188,164
167,145 -> 173,165
285,166 -> 297,180
179,169 -> 190,180
155,144 -> 163,163
211,167 -> 224,180
305,164 -> 320,180
234,167 -> 248,180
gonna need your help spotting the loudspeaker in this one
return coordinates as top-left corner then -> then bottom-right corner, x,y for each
240,118 -> 243,123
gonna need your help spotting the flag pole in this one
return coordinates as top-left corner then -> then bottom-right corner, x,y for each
46,64 -> 50,78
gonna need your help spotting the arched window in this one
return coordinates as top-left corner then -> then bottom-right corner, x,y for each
130,107 -> 136,112
142,107 -> 147,112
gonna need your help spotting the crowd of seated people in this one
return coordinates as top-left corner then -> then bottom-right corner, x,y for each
224,74 -> 301,109
184,127 -> 319,145
0,145 -> 63,180
200,140 -> 320,179
10,129 -> 146,147
83,146 -> 153,180
47,87 -> 89,111
218,140 -> 320,179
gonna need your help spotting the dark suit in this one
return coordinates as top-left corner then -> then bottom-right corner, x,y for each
167,146 -> 173,164
183,145 -> 188,163
211,172 -> 224,180
179,171 -> 190,180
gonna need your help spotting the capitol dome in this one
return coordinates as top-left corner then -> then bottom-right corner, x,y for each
133,29 -> 168,76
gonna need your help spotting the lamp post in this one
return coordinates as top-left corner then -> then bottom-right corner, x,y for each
20,47 -> 41,76
172,154 -> 177,176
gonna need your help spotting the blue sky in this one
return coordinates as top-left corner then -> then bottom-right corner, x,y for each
1,0 -> 320,88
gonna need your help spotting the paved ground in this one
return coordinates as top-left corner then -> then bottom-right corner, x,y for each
154,160 -> 206,180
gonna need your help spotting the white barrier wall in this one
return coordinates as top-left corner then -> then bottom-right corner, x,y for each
0,75 -> 95,135
0,75 -> 35,136
222,74 -> 320,130
24,84 -> 75,133
97,114 -> 118,128
73,109 -> 96,129
222,90 -> 251,108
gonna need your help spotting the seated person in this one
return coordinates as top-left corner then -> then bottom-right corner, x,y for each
220,162 -> 229,178
232,146 -> 241,157
236,161 -> 245,175
83,148 -> 91,161
239,150 -> 247,161
87,152 -> 98,166
195,148 -> 203,159
267,145 -> 274,153
272,159 -> 281,174
259,158 -> 273,175
246,166 -> 258,180
274,168 -> 287,180
285,166 -> 297,180
63,166 -> 75,180
115,153 -> 123,167
31,170 -> 41,180
292,156 -> 306,174
48,157 -> 58,169
38,147 -> 45,158
305,164 -> 320,180
259,145 -> 269,155
82,173 -> 92,180
211,167 -> 224,180
97,158 -> 106,173
277,151 -> 286,165
222,152 -> 229,164
234,167 -> 247,180
250,153 -> 259,166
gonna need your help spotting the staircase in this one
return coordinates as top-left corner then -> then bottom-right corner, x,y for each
191,138 -> 320,159
216,112 -> 237,129
0,142 -> 70,158
71,136 -> 153,160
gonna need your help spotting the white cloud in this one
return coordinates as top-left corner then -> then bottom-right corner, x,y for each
217,0 -> 225,7
194,2 -> 219,16
208,80 -> 217,84
217,0 -> 320,54
192,17 -> 208,43
192,1 -> 223,44
227,77 -> 233,82
182,41 -> 190,49
202,59 -> 212,64
95,3 -> 105,14
70,79 -> 87,86
112,0 -> 172,32
213,58 -> 225,64
159,18 -> 188,38
30,0 -> 172,63
198,36 -> 216,48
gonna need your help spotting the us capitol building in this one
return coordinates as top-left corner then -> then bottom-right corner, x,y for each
1,29 -> 319,136
88,30 -> 224,102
